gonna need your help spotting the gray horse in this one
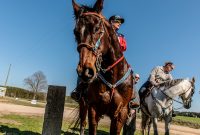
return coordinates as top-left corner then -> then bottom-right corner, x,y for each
141,78 -> 195,135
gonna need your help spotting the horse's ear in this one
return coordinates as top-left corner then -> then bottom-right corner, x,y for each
72,0 -> 80,18
192,77 -> 195,83
93,0 -> 104,13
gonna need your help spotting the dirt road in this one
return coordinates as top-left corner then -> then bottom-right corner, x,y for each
0,103 -> 199,135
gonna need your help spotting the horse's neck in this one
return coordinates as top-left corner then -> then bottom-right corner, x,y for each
102,52 -> 128,84
102,25 -> 129,83
163,80 -> 190,98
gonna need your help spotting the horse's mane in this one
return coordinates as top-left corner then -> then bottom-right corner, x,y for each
159,79 -> 184,89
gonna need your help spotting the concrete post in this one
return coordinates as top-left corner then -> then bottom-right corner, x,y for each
42,85 -> 66,135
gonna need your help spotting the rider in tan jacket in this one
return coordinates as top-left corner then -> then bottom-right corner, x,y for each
149,65 -> 173,87
139,62 -> 176,117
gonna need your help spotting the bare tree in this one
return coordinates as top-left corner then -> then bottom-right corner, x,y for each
24,71 -> 48,99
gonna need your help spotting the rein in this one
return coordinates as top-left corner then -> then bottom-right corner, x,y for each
76,12 -> 125,72
161,84 -> 193,104
160,90 -> 183,104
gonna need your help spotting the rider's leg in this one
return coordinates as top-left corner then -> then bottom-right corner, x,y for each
71,77 -> 87,102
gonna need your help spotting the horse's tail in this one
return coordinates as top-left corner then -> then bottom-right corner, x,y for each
67,105 -> 80,133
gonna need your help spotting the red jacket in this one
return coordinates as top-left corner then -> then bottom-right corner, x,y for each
117,32 -> 127,52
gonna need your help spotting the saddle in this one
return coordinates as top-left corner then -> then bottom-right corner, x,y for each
139,81 -> 154,101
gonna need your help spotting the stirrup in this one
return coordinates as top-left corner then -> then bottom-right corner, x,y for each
71,91 -> 81,102
129,101 -> 140,109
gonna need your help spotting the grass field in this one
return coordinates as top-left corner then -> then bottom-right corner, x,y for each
0,113 -> 142,135
174,116 -> 200,124
172,116 -> 200,129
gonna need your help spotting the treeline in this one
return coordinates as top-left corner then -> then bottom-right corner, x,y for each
4,86 -> 46,101
4,85 -> 77,104
176,111 -> 200,118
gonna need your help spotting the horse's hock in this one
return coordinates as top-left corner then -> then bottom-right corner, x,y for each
42,85 -> 66,135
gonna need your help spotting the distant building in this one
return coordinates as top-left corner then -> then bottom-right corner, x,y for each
0,86 -> 7,97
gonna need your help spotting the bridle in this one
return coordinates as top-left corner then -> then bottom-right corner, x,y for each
77,12 -> 105,56
76,12 -> 124,73
179,83 -> 195,103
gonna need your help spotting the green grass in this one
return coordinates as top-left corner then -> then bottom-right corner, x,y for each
174,116 -> 200,124
0,114 -> 43,135
172,115 -> 200,129
0,114 -> 73,135
0,113 -> 142,135
0,113 -> 112,135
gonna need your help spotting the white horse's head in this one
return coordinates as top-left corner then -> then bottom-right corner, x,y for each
179,77 -> 195,109
160,77 -> 195,109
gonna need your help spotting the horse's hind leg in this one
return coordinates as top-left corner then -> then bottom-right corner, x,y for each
141,111 -> 149,135
79,97 -> 88,135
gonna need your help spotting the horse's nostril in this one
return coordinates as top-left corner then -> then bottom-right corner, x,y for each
84,68 -> 94,78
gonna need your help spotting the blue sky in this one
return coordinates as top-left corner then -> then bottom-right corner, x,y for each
0,0 -> 200,112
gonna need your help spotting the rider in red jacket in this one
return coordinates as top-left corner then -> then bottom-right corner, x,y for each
109,15 -> 127,52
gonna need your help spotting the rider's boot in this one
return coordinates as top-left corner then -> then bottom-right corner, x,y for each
71,88 -> 81,102
71,83 -> 87,102
129,98 -> 140,109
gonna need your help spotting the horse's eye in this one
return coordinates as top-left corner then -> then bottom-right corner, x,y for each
94,27 -> 99,33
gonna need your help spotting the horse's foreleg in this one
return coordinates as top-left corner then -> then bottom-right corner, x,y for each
110,107 -> 128,135
79,98 -> 88,135
152,117 -> 158,135
88,105 -> 98,135
164,116 -> 171,135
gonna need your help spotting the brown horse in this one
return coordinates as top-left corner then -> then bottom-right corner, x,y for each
72,0 -> 135,134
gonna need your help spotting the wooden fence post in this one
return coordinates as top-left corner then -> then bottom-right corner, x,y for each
42,85 -> 66,135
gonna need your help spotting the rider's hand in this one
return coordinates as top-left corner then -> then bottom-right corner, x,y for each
154,83 -> 159,87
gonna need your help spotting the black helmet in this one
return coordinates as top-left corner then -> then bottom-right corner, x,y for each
109,15 -> 125,24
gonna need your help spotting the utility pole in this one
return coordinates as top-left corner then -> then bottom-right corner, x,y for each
4,64 -> 11,87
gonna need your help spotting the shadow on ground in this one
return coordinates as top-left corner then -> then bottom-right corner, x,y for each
0,125 -> 41,135
62,128 -> 109,135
